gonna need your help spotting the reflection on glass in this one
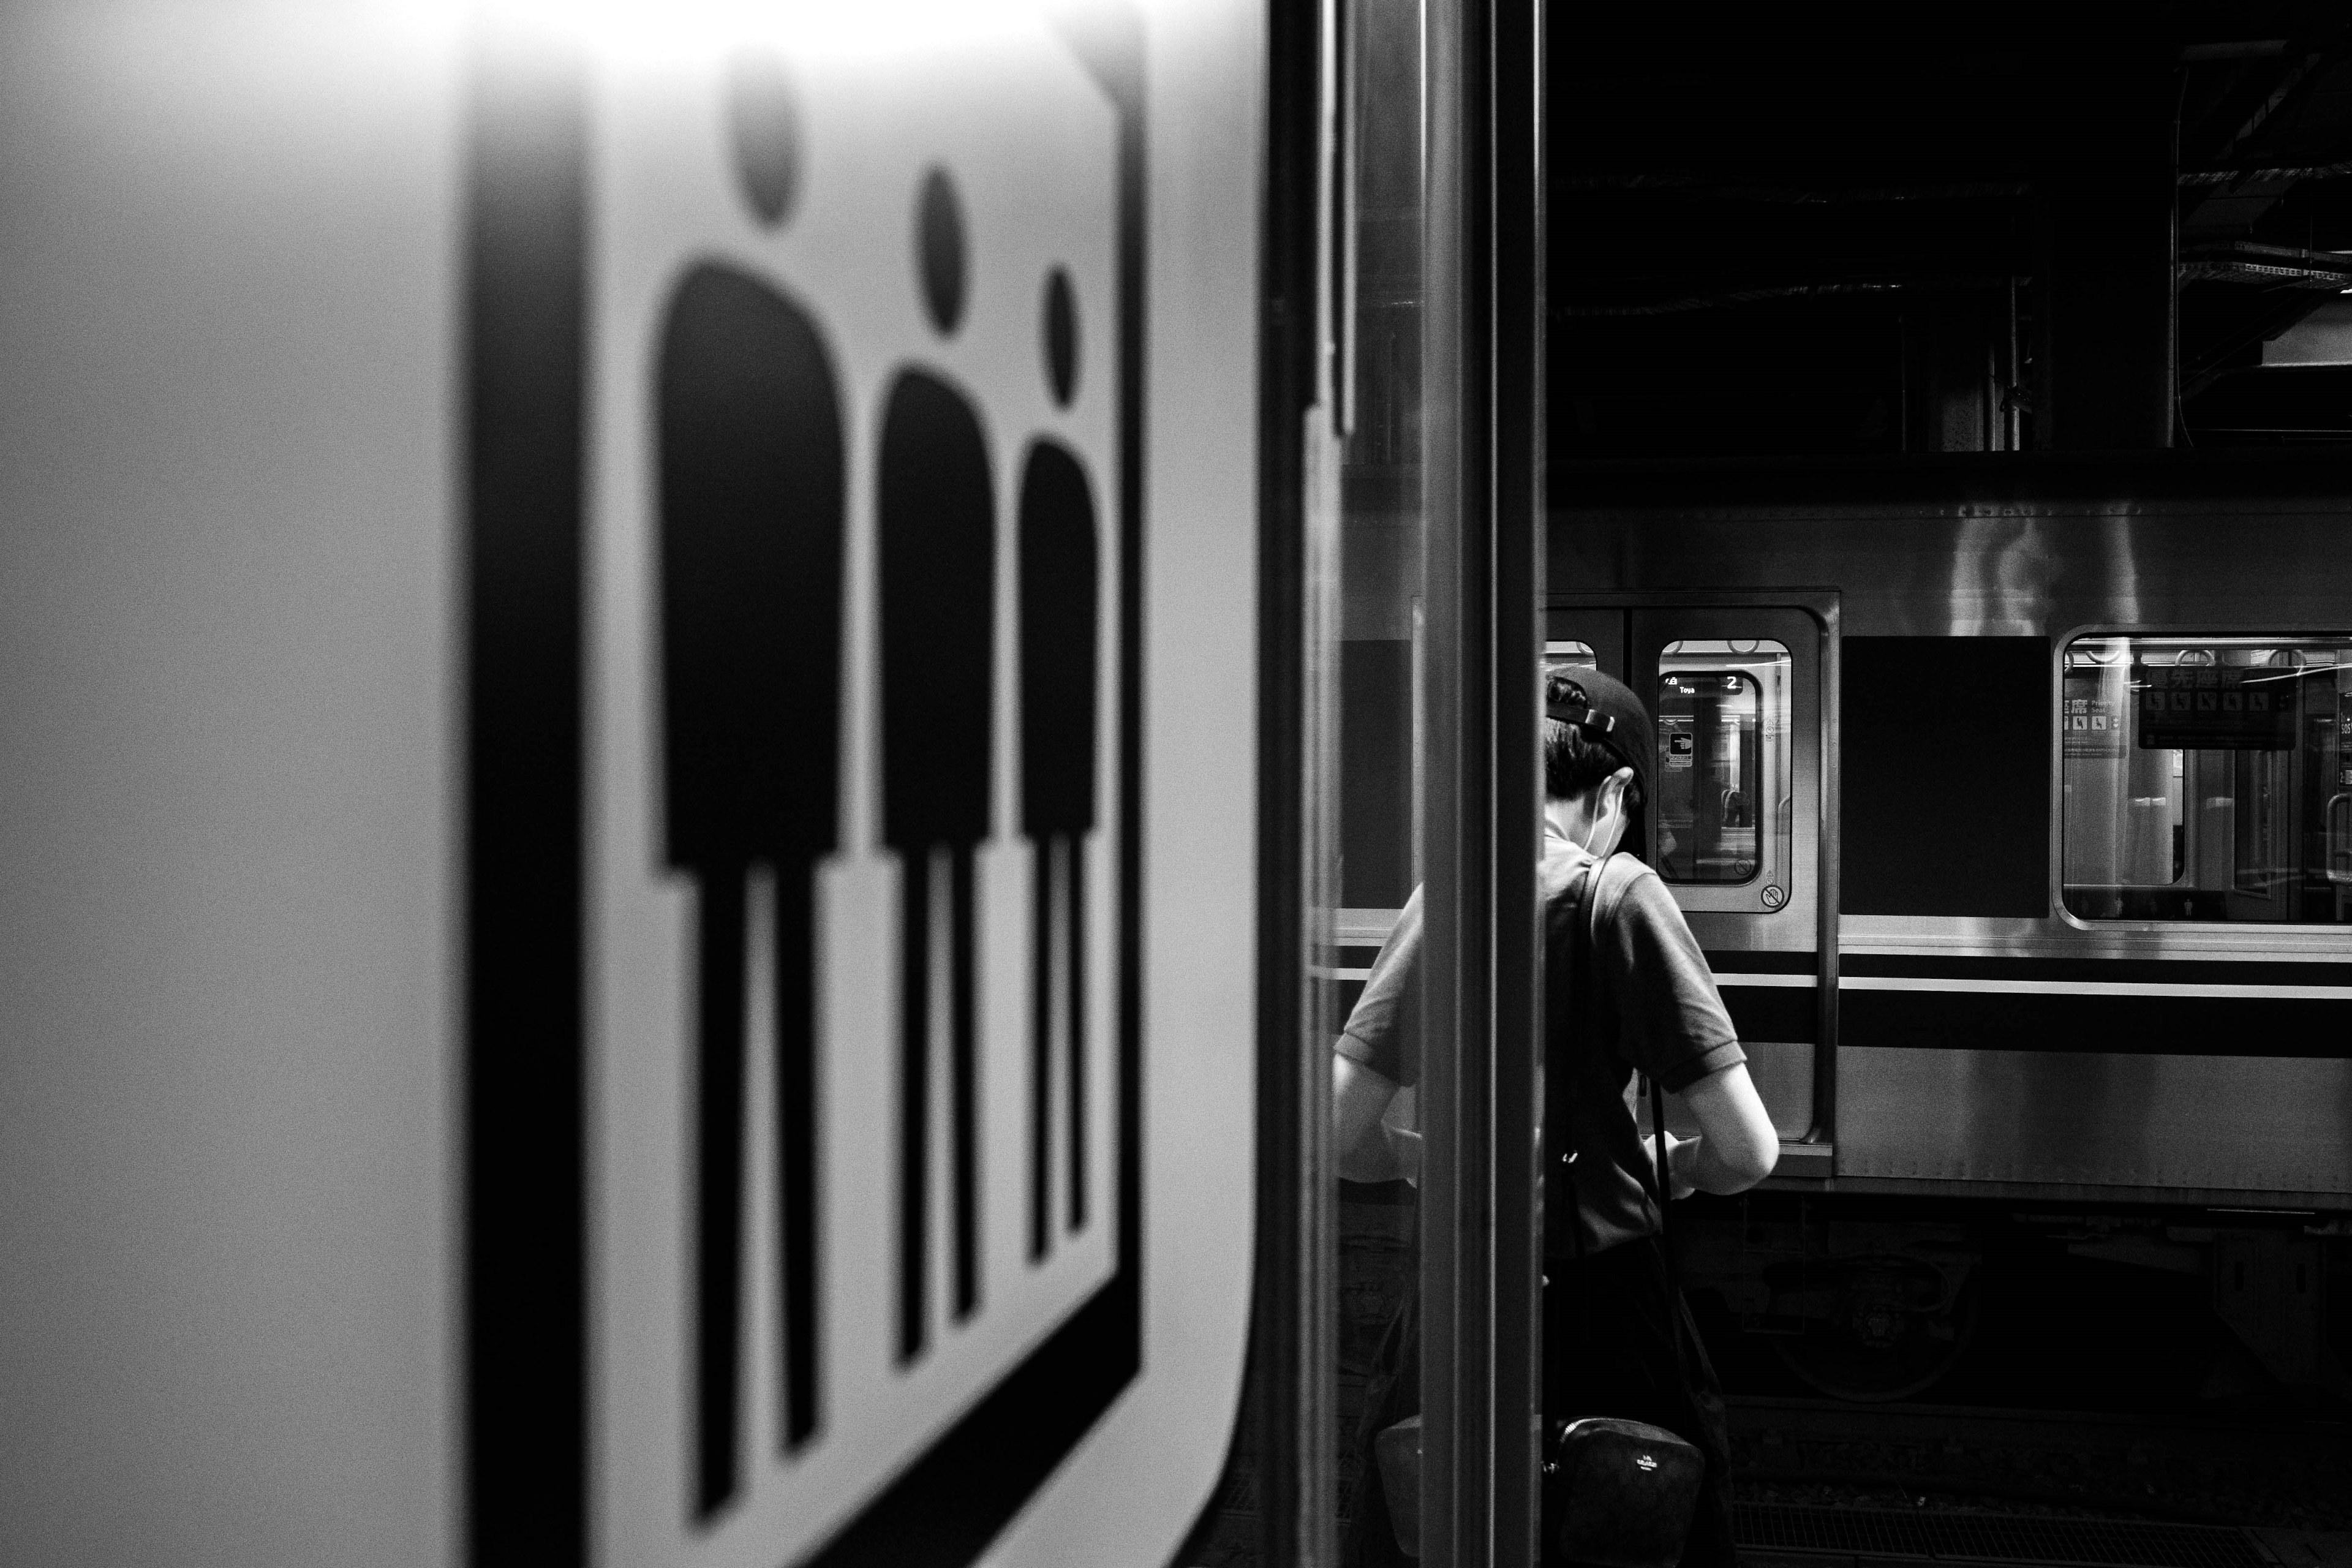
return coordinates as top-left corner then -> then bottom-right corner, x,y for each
2062,635 -> 2352,922
1654,641 -> 1792,899
1330,0 -> 1428,1561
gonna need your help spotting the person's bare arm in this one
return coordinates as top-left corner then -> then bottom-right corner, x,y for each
1657,1061 -> 1777,1196
1333,1054 -> 1407,1183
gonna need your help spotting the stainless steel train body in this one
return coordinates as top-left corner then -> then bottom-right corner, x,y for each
1553,470 -> 2352,1213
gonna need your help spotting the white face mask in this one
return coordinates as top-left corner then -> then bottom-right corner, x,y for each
1580,778 -> 1624,856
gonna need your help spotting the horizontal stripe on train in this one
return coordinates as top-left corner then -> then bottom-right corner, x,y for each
1334,978 -> 2346,1054
1839,951 -> 2352,988
1841,987 -> 2352,1058
1718,984 -> 1817,1044
1840,974 -> 2352,1000
1348,957 -> 2352,987
1347,959 -> 2352,997
1702,949 -> 1819,976
1351,970 -> 2352,999
1340,946 -> 1823,976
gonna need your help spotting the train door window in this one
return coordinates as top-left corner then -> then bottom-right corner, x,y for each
1545,638 -> 1597,672
2061,635 -> 2352,922
1654,640 -> 1793,894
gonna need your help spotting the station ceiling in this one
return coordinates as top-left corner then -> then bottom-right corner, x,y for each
1548,6 -> 2352,454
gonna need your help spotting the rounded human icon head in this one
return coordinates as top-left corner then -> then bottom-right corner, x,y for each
1042,266 -> 1079,407
917,167 -> 968,336
726,47 -> 804,228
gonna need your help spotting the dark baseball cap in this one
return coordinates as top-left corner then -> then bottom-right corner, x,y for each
1544,667 -> 1654,805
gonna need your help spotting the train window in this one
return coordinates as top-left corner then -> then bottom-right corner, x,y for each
1545,639 -> 1596,671
1654,640 -> 1793,897
2061,635 -> 2352,922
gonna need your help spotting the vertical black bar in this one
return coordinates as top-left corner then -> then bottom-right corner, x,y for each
1491,0 -> 1544,1558
899,850 -> 932,1363
1106,12 -> 1147,1327
1066,837 -> 1088,1232
1031,837 -> 1054,1262
951,845 -> 980,1321
463,23 -> 587,1566
1425,0 -> 1502,1555
777,864 -> 820,1450
694,875 -> 747,1515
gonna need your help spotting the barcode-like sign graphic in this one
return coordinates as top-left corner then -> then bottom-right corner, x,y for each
465,12 -> 1145,1566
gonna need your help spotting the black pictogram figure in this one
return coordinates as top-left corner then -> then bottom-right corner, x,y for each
879,351 -> 994,1360
1018,437 -> 1098,1261
657,260 -> 840,1516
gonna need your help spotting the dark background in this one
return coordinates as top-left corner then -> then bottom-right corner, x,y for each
1549,6 -> 2352,457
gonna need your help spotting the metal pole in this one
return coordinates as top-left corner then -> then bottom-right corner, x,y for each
1426,0 -> 1541,1557
1490,0 -> 1545,1559
2005,273 -> 2022,452
1420,0 -> 1490,1555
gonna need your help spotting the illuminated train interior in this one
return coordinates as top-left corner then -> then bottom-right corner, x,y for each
2063,637 -> 2352,924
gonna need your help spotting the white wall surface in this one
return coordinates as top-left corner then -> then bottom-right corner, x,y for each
0,6 -> 460,1565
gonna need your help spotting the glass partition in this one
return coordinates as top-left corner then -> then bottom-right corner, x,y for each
1188,0 -> 1540,1559
2062,635 -> 2352,922
1329,0 -> 1430,1561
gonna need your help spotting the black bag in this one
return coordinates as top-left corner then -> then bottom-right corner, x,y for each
1542,853 -> 1703,1568
1547,1416 -> 1705,1568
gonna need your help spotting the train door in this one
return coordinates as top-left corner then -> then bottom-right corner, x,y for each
2328,664 -> 2352,918
1545,598 -> 1836,1171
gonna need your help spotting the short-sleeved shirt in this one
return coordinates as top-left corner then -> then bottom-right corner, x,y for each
1333,835 -> 1743,1256
1337,888 -> 1423,1085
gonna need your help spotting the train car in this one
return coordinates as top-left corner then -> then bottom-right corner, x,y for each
1550,462 -> 2352,1403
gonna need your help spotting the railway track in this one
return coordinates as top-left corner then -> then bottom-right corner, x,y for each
1727,1395 -> 2352,1553
1732,1500 -> 2351,1568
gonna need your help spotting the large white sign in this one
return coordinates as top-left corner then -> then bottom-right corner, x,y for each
464,6 -> 1262,1565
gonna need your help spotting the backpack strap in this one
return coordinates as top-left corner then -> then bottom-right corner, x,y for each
1599,859 -> 1695,1411
1550,851 -> 1697,1460
1586,851 -> 1674,1264
1549,858 -> 1601,1265
1648,1070 -> 1673,1274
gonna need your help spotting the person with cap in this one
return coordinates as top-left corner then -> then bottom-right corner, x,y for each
1333,667 -> 1777,1568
